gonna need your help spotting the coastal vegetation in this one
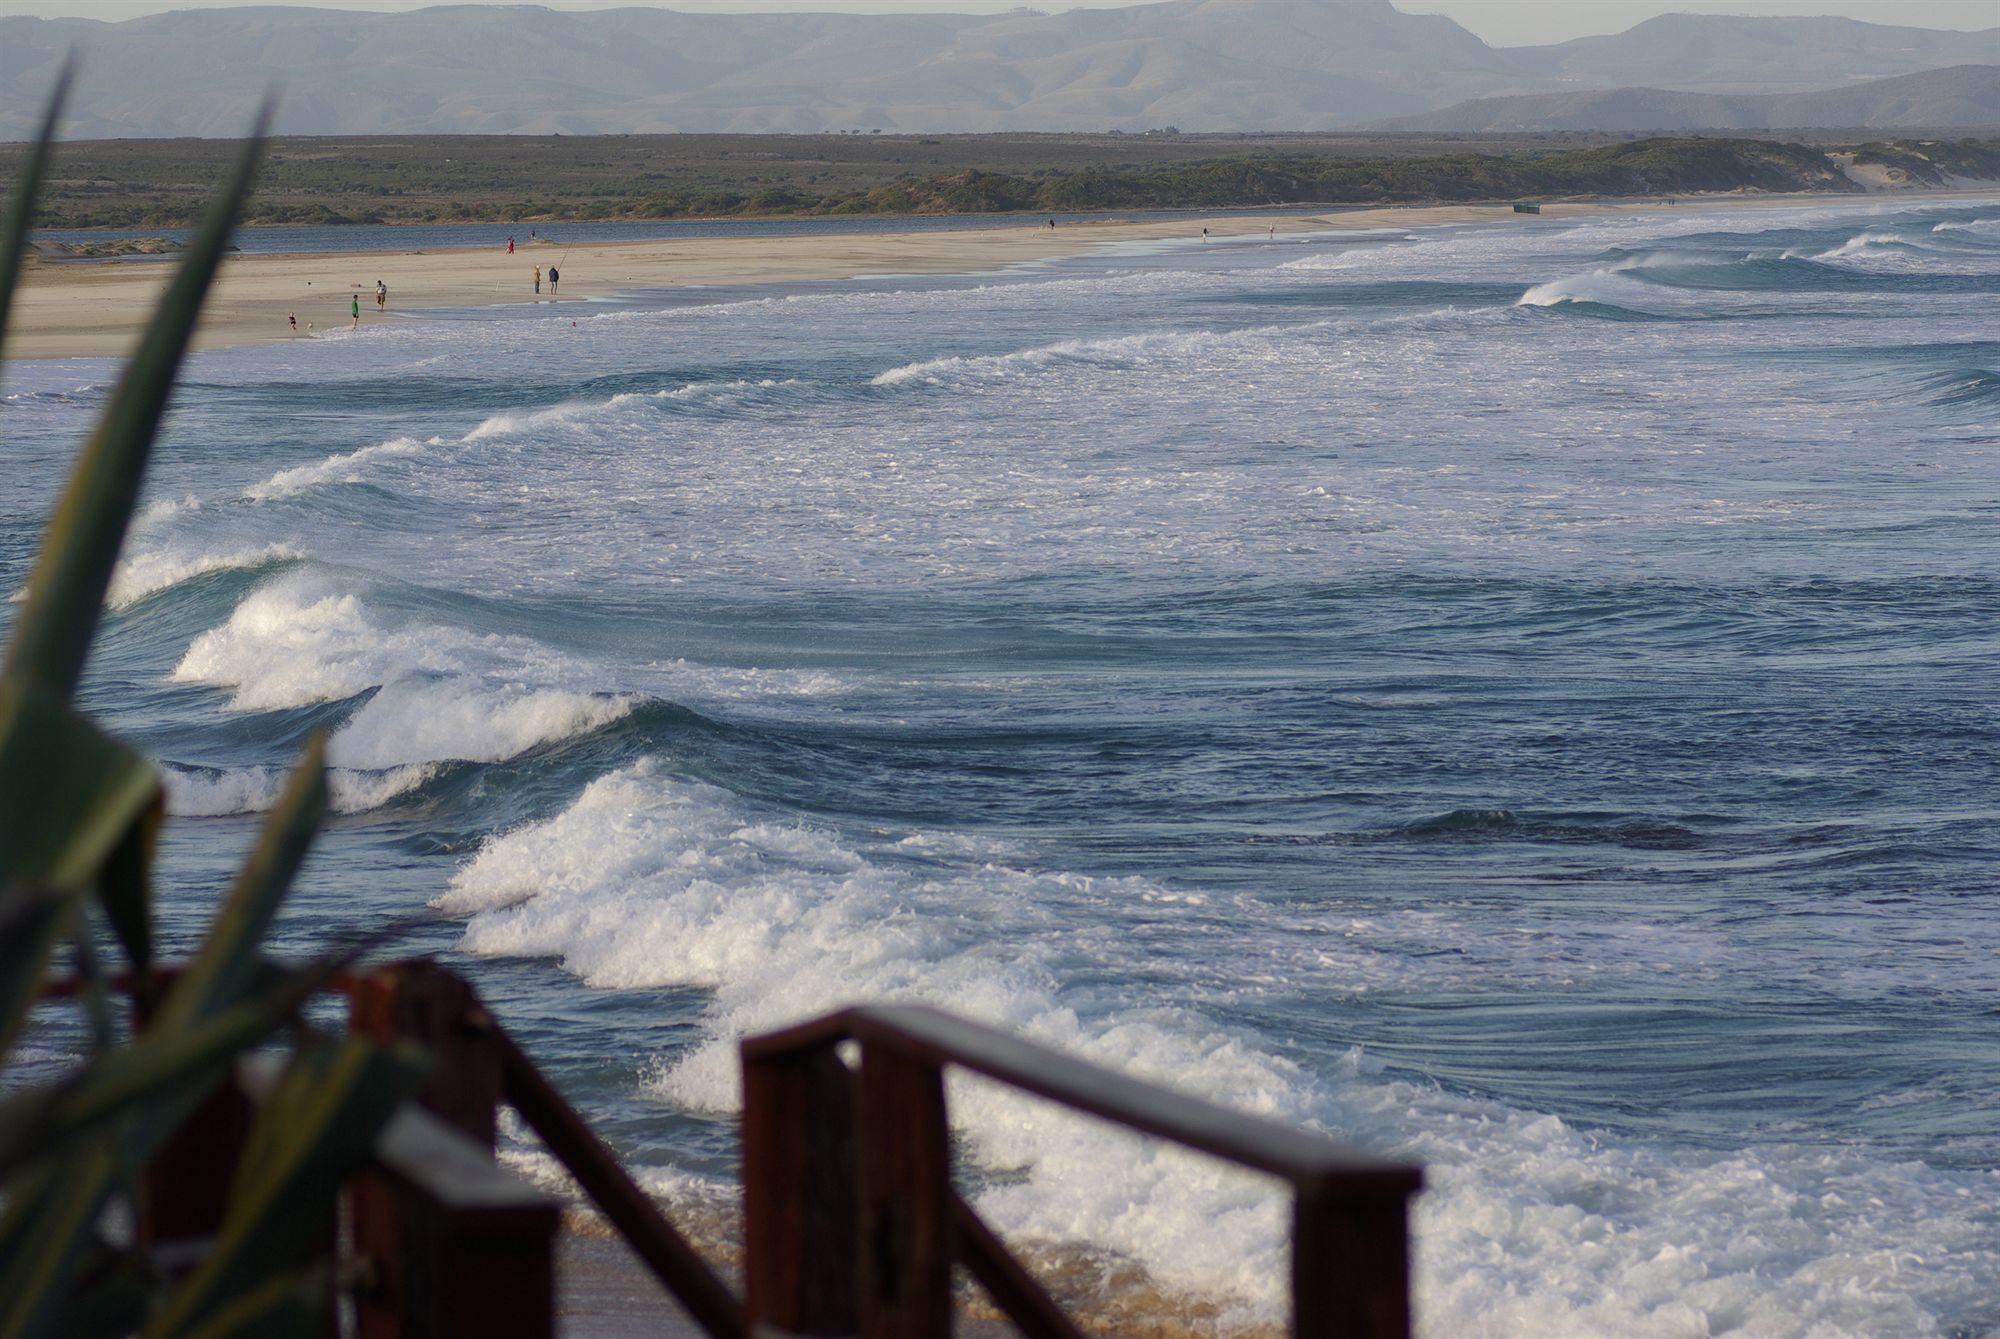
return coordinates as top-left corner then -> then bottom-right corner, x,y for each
11,129 -> 1985,231
0,81 -> 426,1337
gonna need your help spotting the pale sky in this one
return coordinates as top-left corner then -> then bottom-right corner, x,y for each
1,0 -> 1993,48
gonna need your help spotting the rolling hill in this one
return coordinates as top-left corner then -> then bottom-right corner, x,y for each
3,0 -> 1997,139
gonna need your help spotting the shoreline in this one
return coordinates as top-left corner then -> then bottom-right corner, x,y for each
8,189 -> 1995,362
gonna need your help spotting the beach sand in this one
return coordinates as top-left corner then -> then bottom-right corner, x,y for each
4,201 -> 1636,362
16,190 -> 1998,362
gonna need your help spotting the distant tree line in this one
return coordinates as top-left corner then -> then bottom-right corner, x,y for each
25,136 -> 2000,230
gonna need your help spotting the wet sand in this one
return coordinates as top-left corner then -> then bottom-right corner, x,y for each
8,201 -> 1627,362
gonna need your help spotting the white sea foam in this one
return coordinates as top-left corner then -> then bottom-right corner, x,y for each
439,760 -> 1997,1333
1933,217 -> 2000,237
871,323 -> 1325,388
464,379 -> 800,441
107,542 -> 304,608
1516,269 -> 1664,312
163,761 -> 440,816
171,572 -> 633,784
244,435 -> 436,501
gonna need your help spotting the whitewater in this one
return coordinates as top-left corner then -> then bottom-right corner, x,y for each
5,198 -> 2000,1336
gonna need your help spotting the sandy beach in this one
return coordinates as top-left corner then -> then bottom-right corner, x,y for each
3,200 -> 1659,361
14,190 -> 1996,363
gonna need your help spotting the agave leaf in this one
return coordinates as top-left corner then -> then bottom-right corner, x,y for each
95,788 -> 161,977
172,1272 -> 325,1339
151,733 -> 324,1031
0,683 -> 161,891
0,1144 -> 121,1339
0,885 -> 70,1062
49,1246 -> 149,1339
146,1036 -> 425,1338
0,950 -> 350,1181
0,98 -> 271,704
0,53 -> 75,370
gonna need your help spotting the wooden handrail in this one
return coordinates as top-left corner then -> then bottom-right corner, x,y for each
746,1005 -> 1419,1195
495,1028 -> 745,1339
743,1004 -> 1423,1339
58,960 -> 1420,1338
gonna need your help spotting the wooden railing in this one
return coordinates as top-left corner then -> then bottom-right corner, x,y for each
742,1005 -> 1422,1339
123,960 -> 1421,1337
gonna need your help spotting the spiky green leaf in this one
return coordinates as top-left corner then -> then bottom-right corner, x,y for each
174,1272 -> 325,1339
0,1145 -> 121,1339
0,951 -> 351,1181
0,684 -> 161,891
0,54 -> 75,370
146,1036 -> 425,1338
95,788 -> 161,977
152,733 -> 325,1030
1,101 -> 270,703
0,885 -> 70,1061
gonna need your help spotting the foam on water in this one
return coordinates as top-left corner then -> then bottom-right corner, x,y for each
16,194 -> 2000,1333
163,760 -> 440,816
440,760 -> 1998,1333
244,435 -> 434,500
171,571 -> 632,784
107,542 -> 305,608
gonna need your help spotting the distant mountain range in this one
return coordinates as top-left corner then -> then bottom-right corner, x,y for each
1372,65 -> 2000,134
4,0 -> 1999,139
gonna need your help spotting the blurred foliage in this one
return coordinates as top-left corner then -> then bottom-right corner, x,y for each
0,68 -> 425,1339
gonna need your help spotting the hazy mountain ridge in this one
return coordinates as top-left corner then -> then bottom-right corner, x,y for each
4,0 -> 1999,139
1373,65 -> 2000,134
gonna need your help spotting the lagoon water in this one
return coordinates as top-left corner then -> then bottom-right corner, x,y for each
7,199 -> 2000,1335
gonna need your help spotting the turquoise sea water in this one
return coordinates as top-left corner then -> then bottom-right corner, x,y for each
6,199 -> 2000,1335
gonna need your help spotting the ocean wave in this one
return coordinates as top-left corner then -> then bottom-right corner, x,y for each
1515,269 -> 1667,317
171,571 -> 634,773
1932,217 -> 2000,238
463,378 -> 801,440
440,759 -> 1305,1321
162,759 -> 441,816
1384,807 -> 1705,850
871,323 -> 1325,389
244,435 -> 433,501
107,542 -> 305,608
436,759 -> 1990,1334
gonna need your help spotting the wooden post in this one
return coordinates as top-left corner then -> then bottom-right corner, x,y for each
137,1079 -> 254,1257
348,962 -> 521,1338
348,960 -> 502,1147
1292,1188 -> 1413,1339
352,1105 -> 559,1339
133,968 -> 256,1262
853,1044 -> 951,1339
741,1041 -> 858,1336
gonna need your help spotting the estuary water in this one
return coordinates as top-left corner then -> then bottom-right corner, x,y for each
6,198 -> 2000,1335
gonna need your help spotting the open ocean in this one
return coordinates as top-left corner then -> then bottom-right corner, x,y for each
7,198 -> 2000,1335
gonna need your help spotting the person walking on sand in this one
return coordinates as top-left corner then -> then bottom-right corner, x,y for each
375,279 -> 386,311
350,294 -> 359,329
288,311 -> 297,334
507,236 -> 515,254
534,266 -> 541,295
548,265 -> 559,295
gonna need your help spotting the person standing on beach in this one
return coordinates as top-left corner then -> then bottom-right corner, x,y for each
507,236 -> 515,254
350,294 -> 359,329
548,265 -> 559,295
375,279 -> 386,310
534,266 -> 542,295
289,311 -> 297,334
